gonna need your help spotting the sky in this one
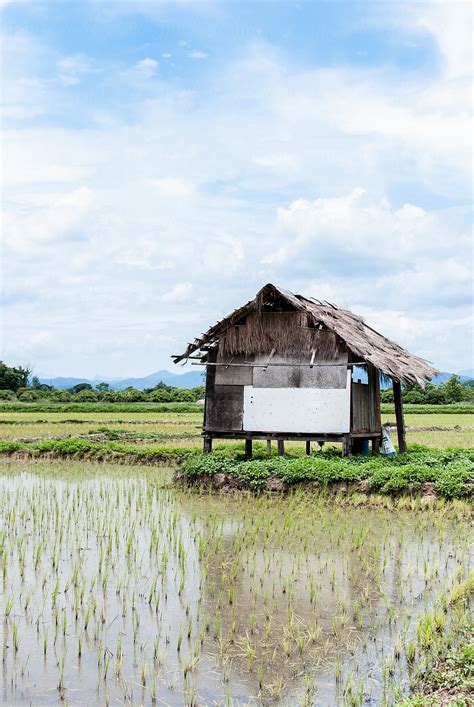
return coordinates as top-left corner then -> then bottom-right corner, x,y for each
1,0 -> 473,379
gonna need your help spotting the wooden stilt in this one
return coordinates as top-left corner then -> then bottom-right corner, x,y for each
372,436 -> 381,454
203,436 -> 213,454
305,440 -> 311,455
393,380 -> 407,453
277,440 -> 285,456
245,438 -> 253,459
266,439 -> 272,459
342,434 -> 351,457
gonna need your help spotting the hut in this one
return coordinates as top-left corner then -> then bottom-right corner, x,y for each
172,284 -> 438,457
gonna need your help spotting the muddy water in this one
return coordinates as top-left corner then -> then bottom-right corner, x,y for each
0,461 -> 471,705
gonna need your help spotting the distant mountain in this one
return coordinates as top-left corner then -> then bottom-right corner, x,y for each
111,370 -> 203,391
40,369 -> 203,390
458,368 -> 474,380
38,367 -> 472,391
431,371 -> 472,385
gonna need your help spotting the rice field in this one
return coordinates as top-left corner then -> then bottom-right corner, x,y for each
0,460 -> 472,705
0,411 -> 472,449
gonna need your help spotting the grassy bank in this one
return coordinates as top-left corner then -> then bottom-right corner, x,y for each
1,439 -> 472,500
0,438 -> 196,463
180,447 -> 474,499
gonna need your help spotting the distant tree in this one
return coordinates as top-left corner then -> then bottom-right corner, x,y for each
144,381 -> 172,393
465,379 -> 474,389
74,389 -> 99,401
69,383 -> 93,394
121,387 -> 146,402
424,383 -> 446,404
0,362 -> 31,391
96,382 -> 110,391
191,385 -> 206,401
440,375 -> 466,403
380,388 -> 394,403
30,376 -> 53,392
49,390 -> 71,402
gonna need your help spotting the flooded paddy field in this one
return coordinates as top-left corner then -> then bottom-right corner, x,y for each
0,460 -> 472,705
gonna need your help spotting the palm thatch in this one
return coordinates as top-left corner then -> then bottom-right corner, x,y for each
173,283 -> 438,384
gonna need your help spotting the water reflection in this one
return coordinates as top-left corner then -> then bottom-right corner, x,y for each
0,462 -> 471,705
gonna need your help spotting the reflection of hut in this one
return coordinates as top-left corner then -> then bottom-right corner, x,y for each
173,284 -> 437,456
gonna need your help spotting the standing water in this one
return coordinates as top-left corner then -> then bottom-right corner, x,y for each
0,461 -> 471,705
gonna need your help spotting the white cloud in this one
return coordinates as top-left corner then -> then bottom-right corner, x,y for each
57,53 -> 93,86
161,283 -> 193,302
135,57 -> 159,76
1,4 -> 472,376
188,50 -> 208,59
151,177 -> 195,198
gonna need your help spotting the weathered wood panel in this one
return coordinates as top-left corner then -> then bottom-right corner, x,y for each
367,363 -> 381,433
351,382 -> 370,432
205,385 -> 244,431
203,349 -> 217,431
300,357 -> 348,388
253,365 -> 300,388
215,365 -> 253,386
215,352 -> 253,386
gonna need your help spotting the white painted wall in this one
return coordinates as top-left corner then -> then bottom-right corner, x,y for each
242,371 -> 351,433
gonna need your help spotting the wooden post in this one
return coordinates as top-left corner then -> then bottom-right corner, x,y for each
245,438 -> 253,460
372,436 -> 381,454
393,380 -> 407,453
266,439 -> 272,459
342,434 -> 351,457
305,440 -> 311,455
277,440 -> 285,456
203,436 -> 213,454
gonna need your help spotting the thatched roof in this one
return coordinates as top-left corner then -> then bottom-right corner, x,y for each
173,284 -> 438,384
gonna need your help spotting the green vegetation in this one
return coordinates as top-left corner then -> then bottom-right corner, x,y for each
180,447 -> 474,498
0,361 -> 30,392
380,403 -> 473,414
397,580 -> 473,706
0,437 -> 195,463
0,401 -> 203,413
381,376 -> 474,405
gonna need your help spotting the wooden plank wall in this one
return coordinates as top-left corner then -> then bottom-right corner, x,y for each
205,323 -> 353,434
350,364 -> 381,434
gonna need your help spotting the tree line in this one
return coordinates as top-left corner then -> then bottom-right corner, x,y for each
0,361 -> 472,405
0,362 -> 205,402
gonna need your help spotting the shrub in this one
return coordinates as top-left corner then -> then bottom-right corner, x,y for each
74,389 -> 99,402
17,388 -> 43,401
121,388 -> 146,402
0,389 -> 15,400
48,390 -> 71,402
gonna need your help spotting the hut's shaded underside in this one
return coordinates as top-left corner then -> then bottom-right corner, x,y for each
173,284 -> 438,385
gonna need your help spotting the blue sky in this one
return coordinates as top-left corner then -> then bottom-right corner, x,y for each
2,0 -> 472,377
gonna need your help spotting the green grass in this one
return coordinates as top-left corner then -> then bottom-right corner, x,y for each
0,437 -> 196,463
179,446 -> 474,498
381,403 -> 473,414
0,401 -> 204,413
0,401 -> 471,414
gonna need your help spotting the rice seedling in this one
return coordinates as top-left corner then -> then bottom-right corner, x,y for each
0,456 -> 470,704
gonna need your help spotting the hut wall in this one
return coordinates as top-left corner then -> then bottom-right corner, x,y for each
350,364 -> 381,434
204,316 -> 353,434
